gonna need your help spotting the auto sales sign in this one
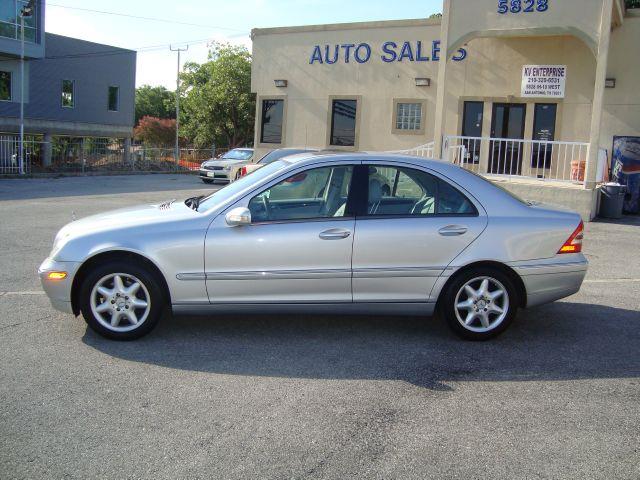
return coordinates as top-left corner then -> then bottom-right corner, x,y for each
521,65 -> 566,98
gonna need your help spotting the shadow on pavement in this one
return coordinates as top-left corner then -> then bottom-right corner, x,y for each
82,301 -> 640,390
0,174 -> 215,201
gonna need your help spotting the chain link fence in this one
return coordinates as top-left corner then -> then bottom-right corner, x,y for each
0,134 -> 230,176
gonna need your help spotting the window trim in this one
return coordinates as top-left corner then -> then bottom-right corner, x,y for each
61,79 -> 74,109
326,95 -> 361,151
108,85 -> 119,112
256,95 -> 287,148
391,98 -> 427,136
355,163 -> 479,219
0,70 -> 12,102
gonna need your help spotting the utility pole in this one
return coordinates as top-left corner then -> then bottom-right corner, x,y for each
170,44 -> 188,168
19,1 -> 34,175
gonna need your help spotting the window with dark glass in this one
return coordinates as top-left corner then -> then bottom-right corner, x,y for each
365,165 -> 476,216
260,99 -> 284,144
61,80 -> 74,108
330,99 -> 357,147
108,86 -> 119,111
461,101 -> 484,164
0,71 -> 11,101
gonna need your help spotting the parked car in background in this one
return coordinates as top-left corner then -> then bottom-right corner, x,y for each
40,152 -> 587,341
199,148 -> 254,184
237,148 -> 318,178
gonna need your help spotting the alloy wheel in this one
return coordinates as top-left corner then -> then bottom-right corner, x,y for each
454,276 -> 509,333
90,273 -> 151,333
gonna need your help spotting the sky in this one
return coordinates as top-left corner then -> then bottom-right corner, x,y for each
44,0 -> 442,89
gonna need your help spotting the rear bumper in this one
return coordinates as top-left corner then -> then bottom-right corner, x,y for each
510,256 -> 588,308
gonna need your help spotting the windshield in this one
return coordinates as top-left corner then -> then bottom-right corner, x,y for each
221,149 -> 253,160
196,159 -> 290,212
259,149 -> 314,165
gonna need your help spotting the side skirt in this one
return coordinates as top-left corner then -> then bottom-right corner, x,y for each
172,302 -> 436,317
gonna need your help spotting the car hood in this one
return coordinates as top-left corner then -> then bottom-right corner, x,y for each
51,200 -> 198,255
202,159 -> 247,168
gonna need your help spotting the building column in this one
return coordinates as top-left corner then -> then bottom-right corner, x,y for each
585,0 -> 613,189
433,0 -> 452,159
124,137 -> 132,164
43,132 -> 52,167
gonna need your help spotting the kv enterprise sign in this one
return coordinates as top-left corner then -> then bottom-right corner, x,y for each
309,41 -> 467,65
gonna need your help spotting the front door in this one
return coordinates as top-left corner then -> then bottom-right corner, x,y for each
489,103 -> 526,175
204,164 -> 356,303
351,164 -> 488,303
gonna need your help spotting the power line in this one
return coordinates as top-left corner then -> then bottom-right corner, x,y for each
47,2 -> 246,32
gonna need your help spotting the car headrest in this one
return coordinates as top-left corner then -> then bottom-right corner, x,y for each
369,179 -> 383,204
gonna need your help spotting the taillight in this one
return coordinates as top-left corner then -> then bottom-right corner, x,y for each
558,221 -> 584,254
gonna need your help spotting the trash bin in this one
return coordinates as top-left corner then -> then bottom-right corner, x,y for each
599,182 -> 626,219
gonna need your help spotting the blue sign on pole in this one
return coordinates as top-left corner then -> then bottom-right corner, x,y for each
309,41 -> 467,65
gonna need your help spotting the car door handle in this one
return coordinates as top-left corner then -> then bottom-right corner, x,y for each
438,225 -> 468,236
319,228 -> 351,240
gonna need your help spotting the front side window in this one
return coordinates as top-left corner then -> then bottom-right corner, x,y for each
330,99 -> 357,147
365,165 -> 476,216
260,99 -> 284,144
0,71 -> 11,101
108,86 -> 119,111
395,102 -> 423,132
248,165 -> 353,222
61,80 -> 74,108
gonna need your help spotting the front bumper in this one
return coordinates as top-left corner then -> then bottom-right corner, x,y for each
199,169 -> 231,182
38,257 -> 82,315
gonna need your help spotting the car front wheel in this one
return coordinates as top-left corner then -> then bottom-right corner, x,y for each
79,261 -> 165,340
441,267 -> 518,341
201,178 -> 214,184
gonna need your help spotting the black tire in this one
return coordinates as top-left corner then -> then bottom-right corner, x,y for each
440,267 -> 518,341
201,178 -> 214,184
79,260 -> 166,340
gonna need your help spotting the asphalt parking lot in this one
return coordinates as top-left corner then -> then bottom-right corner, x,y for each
0,174 -> 639,479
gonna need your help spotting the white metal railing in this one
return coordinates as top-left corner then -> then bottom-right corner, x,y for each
386,141 -> 435,158
444,136 -> 590,184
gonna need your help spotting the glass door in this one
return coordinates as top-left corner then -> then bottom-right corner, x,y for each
489,103 -> 526,175
531,103 -> 557,170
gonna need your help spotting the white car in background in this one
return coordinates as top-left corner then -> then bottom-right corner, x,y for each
237,148 -> 318,179
199,148 -> 254,184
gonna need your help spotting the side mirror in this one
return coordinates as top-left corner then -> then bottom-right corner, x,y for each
225,207 -> 251,227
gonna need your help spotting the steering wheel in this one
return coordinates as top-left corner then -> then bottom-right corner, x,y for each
261,194 -> 272,219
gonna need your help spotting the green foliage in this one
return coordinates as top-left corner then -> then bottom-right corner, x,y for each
179,43 -> 255,149
135,85 -> 175,125
428,12 -> 443,19
627,0 -> 640,8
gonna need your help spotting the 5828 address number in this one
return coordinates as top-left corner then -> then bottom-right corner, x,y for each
498,0 -> 549,14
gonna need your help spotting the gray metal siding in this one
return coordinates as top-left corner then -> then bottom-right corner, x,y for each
0,32 -> 136,131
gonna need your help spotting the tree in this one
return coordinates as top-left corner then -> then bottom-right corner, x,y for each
428,12 -> 443,19
134,116 -> 176,146
180,43 -> 255,149
135,85 -> 175,125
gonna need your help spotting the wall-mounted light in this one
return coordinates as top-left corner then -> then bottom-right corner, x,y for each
415,77 -> 431,87
274,79 -> 288,88
605,78 -> 616,88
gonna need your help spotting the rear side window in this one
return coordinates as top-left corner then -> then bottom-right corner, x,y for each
363,165 -> 477,217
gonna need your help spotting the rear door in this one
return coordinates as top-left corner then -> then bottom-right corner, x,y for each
352,163 -> 487,303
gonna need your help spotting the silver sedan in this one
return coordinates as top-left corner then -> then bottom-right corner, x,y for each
39,153 -> 587,341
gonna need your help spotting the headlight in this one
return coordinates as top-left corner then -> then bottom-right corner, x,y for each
223,166 -> 232,171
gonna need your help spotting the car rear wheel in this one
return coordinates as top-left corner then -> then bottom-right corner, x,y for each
79,261 -> 165,340
441,267 -> 518,340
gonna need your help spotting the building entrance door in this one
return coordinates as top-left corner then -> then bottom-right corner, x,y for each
489,103 -> 526,175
